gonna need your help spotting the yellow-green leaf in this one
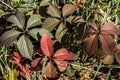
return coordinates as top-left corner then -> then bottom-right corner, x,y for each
42,18 -> 60,32
55,23 -> 67,42
47,5 -> 61,18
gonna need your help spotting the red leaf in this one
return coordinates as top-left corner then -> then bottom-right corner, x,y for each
84,34 -> 98,55
44,61 -> 57,78
19,64 -> 31,79
31,58 -> 42,71
54,60 -> 68,72
101,21 -> 120,35
41,33 -> 54,57
86,27 -> 96,34
53,48 -> 73,60
25,64 -> 31,73
13,52 -> 21,64
100,34 -> 116,55
68,77 -> 75,80
62,4 -> 77,17
19,64 -> 25,72
19,64 -> 30,73
89,22 -> 99,30
115,52 -> 120,64
20,71 -> 26,78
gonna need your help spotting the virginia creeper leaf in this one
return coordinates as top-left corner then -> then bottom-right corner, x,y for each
53,48 -> 73,60
41,33 -> 54,57
62,4 -> 77,17
47,5 -> 61,18
42,18 -> 60,32
84,34 -> 98,55
100,34 -> 116,55
66,16 -> 84,23
65,16 -> 75,23
85,27 -> 96,35
19,64 -> 31,78
0,30 -> 21,45
54,60 -> 67,72
27,14 -> 42,29
31,58 -> 42,70
13,52 -> 21,64
44,62 -> 57,78
17,35 -> 33,59
72,16 -> 85,23
28,28 -> 53,40
55,23 -> 67,42
7,12 -> 25,29
89,22 -> 98,30
101,21 -> 120,35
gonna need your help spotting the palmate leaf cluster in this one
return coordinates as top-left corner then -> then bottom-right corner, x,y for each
84,21 -> 120,64
0,12 -> 53,59
40,33 -> 73,78
41,3 -> 84,42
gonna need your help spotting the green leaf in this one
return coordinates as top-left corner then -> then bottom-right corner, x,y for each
55,23 -> 67,42
62,4 -> 77,17
0,30 -> 21,45
72,16 -> 84,23
0,9 -> 4,15
65,66 -> 75,77
66,16 -> 84,23
65,16 -> 75,23
28,28 -> 53,40
71,62 -> 82,71
17,35 -> 33,59
42,18 -> 60,32
0,9 -> 5,18
27,14 -> 42,29
47,5 -> 61,18
7,12 -> 25,29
